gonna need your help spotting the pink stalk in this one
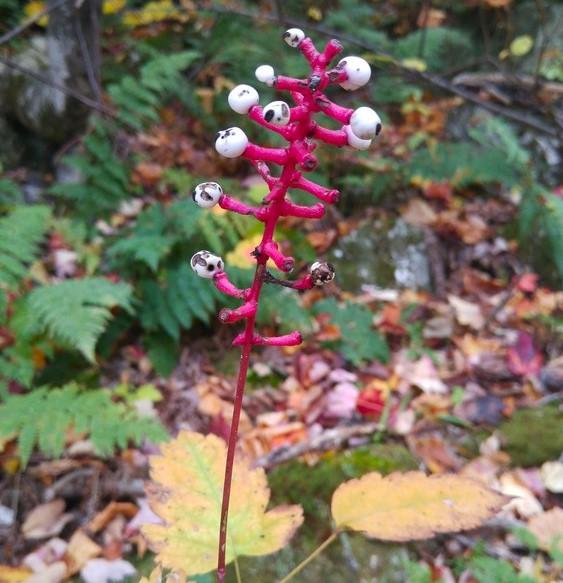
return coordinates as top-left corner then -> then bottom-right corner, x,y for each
191,28 -> 376,582
219,194 -> 263,219
213,271 -> 249,299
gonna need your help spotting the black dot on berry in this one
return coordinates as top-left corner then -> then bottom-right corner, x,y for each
207,265 -> 214,271
376,123 -> 382,135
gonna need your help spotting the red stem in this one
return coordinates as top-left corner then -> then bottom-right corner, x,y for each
215,33 -> 346,582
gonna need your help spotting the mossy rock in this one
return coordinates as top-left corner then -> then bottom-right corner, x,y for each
500,405 -> 563,467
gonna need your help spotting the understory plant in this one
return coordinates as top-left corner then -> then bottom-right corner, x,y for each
141,29 -> 508,583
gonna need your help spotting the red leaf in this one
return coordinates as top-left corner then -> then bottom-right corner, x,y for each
507,331 -> 543,376
356,387 -> 385,418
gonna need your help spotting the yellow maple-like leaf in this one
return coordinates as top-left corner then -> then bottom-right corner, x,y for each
331,471 -> 506,541
143,431 -> 303,576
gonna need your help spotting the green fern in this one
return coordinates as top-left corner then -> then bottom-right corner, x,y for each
139,263 -> 220,341
108,51 -> 200,129
0,384 -> 168,466
406,142 -> 521,188
50,123 -> 131,219
0,205 -> 51,290
27,277 -> 133,362
313,298 -> 389,365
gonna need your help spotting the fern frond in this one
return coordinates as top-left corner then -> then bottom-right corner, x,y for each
109,51 -> 200,128
0,205 -> 51,290
0,384 -> 168,466
27,278 -> 134,362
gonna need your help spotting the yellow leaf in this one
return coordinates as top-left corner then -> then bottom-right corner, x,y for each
103,0 -> 127,15
23,2 -> 48,27
143,431 -> 303,576
402,58 -> 427,72
307,7 -> 323,21
510,35 -> 534,57
0,565 -> 33,583
331,471 -> 506,541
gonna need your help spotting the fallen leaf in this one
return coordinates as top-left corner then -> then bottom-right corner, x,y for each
142,431 -> 303,576
499,473 -> 543,518
0,565 -> 32,583
324,383 -> 358,420
80,558 -> 136,583
541,461 -> 563,494
507,331 -> 543,377
331,471 -> 506,541
402,198 -> 437,226
66,530 -> 102,575
356,387 -> 385,418
448,295 -> 485,330
24,562 -> 66,583
397,355 -> 448,394
527,508 -> 563,552
21,499 -> 72,540
86,501 -> 139,534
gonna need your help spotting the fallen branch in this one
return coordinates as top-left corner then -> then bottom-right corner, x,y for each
254,422 -> 382,469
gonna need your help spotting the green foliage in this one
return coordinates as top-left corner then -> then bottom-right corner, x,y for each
313,299 -> 389,365
50,123 -> 131,220
403,560 -> 433,583
406,142 -> 521,188
394,27 -> 474,70
27,277 -> 133,362
0,205 -> 51,290
0,384 -> 168,466
468,557 -> 538,583
108,51 -> 200,129
0,176 -> 24,208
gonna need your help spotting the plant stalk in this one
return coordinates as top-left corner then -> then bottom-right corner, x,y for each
216,165 -> 296,582
278,531 -> 340,583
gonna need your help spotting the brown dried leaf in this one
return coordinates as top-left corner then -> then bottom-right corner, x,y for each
528,508 -> 563,552
332,471 -> 506,541
143,431 -> 303,576
21,499 -> 72,540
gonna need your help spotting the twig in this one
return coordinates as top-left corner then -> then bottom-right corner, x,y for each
0,55 -> 112,116
254,422 -> 382,469
0,0 -> 69,46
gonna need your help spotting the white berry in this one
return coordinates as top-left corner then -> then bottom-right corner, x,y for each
215,127 -> 248,158
192,182 -> 223,209
190,250 -> 224,278
310,261 -> 335,286
283,28 -> 305,48
344,125 -> 372,150
255,64 -> 276,86
350,107 -> 382,140
337,56 -> 371,91
228,84 -> 259,114
263,101 -> 291,126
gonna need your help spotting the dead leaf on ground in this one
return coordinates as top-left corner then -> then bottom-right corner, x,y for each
21,499 -> 72,540
24,562 -> 66,583
402,198 -> 437,226
448,295 -> 485,330
527,507 -> 563,552
142,431 -> 303,576
66,530 -> 102,575
0,565 -> 32,583
331,471 -> 506,541
541,461 -> 563,494
86,501 -> 139,534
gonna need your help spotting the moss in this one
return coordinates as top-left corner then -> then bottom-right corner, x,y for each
500,406 -> 563,467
